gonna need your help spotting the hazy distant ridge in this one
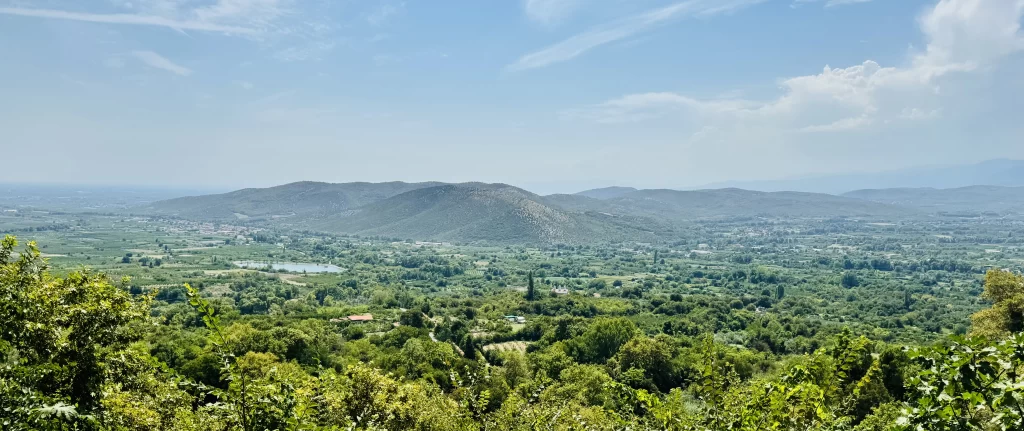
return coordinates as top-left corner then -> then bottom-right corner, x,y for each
843,185 -> 1024,214
699,159 -> 1024,194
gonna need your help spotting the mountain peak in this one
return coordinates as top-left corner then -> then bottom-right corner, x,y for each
574,186 -> 638,200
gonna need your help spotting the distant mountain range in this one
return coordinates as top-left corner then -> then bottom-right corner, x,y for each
0,184 -> 222,211
843,185 -> 1024,215
558,188 -> 915,220
115,158 -> 1024,245
698,159 -> 1024,194
145,181 -> 946,245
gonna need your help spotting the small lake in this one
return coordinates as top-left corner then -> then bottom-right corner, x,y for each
233,261 -> 345,273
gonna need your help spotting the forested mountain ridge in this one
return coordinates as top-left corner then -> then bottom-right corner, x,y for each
148,182 -> 922,245
147,181 -> 444,221
598,188 -> 916,220
303,183 -> 664,245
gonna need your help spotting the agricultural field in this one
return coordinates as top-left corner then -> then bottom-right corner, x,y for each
7,210 -> 1024,346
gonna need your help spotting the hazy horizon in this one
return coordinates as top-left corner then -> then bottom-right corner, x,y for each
3,156 -> 1024,197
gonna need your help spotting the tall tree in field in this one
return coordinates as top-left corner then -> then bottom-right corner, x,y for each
526,270 -> 536,301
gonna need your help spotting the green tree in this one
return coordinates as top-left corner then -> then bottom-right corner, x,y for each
400,308 -> 427,328
841,272 -> 859,288
526,270 -> 536,301
895,333 -> 1024,431
613,336 -> 677,392
565,318 -> 638,364
1,236 -> 151,429
971,269 -> 1024,338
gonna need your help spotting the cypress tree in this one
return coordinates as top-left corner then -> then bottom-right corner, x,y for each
526,270 -> 536,301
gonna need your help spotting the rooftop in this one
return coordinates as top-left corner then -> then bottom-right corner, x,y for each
347,314 -> 374,321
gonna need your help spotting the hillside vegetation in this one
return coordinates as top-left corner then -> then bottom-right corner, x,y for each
148,182 -> 938,245
593,188 -> 915,221
148,181 -> 443,221
306,183 -> 663,245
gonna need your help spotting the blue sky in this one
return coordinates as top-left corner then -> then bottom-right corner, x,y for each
1,0 -> 1022,194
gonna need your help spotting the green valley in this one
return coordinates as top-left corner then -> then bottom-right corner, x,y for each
4,183 -> 1024,429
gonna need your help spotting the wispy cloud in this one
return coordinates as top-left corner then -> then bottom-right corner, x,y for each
791,0 -> 873,8
132,50 -> 192,76
507,0 -> 766,72
273,41 -> 337,62
565,0 -> 1024,139
0,6 -> 257,34
523,0 -> 584,25
797,116 -> 872,133
824,0 -> 872,6
366,1 -> 405,26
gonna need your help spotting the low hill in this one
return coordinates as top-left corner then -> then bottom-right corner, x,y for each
843,185 -> 1024,215
550,188 -> 914,221
605,188 -> 914,220
306,183 -> 662,245
574,186 -> 638,200
146,181 -> 443,221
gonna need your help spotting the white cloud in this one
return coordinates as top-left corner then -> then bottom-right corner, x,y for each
567,0 -> 1024,138
899,107 -> 940,120
523,0 -> 584,25
825,0 -> 872,6
508,0 -> 766,72
192,0 -> 288,27
0,6 -> 257,34
791,0 -> 873,7
366,1 -> 405,26
236,80 -> 255,90
0,1 -> 343,63
914,0 -> 1024,70
798,116 -> 872,133
131,50 -> 192,76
